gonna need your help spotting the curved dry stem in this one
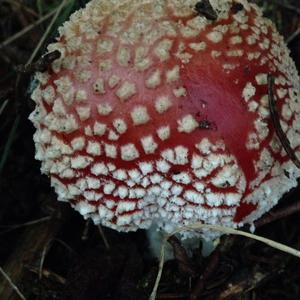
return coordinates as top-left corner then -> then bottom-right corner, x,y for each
268,74 -> 300,168
26,0 -> 70,66
0,266 -> 26,300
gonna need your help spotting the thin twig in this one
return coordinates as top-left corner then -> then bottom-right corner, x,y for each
0,216 -> 51,235
39,240 -> 53,281
0,266 -> 27,300
26,0 -> 69,66
0,9 -> 59,50
0,99 -> 9,115
167,236 -> 196,276
190,249 -> 220,299
187,224 -> 300,257
98,225 -> 111,250
254,201 -> 300,228
54,238 -> 78,256
4,0 -> 39,17
149,240 -> 166,300
268,74 -> 300,168
277,2 -> 300,16
36,241 -> 52,300
217,267 -> 284,300
286,26 -> 300,44
27,266 -> 66,285
149,224 -> 300,300
0,88 -> 13,102
81,219 -> 91,241
0,216 -> 51,228
0,199 -> 68,299
0,115 -> 20,175
157,294 -> 188,299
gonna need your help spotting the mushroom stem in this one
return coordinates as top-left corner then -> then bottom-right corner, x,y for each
147,225 -> 218,260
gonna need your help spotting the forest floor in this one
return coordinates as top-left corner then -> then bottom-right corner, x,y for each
0,1 -> 300,299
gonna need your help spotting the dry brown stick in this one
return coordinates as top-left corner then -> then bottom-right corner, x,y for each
0,266 -> 26,300
27,266 -> 66,285
8,0 -> 32,29
286,25 -> 300,44
190,249 -> 220,300
0,216 -> 51,235
277,2 -> 300,15
268,74 -> 300,168
0,198 -> 70,300
97,225 -> 111,250
216,267 -> 284,300
157,293 -> 188,299
38,240 -> 52,280
54,238 -> 78,256
0,99 -> 9,115
81,219 -> 91,241
254,201 -> 300,228
26,0 -> 69,66
168,236 -> 196,277
0,87 -> 13,103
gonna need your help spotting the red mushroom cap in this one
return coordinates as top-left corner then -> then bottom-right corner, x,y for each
30,0 -> 300,238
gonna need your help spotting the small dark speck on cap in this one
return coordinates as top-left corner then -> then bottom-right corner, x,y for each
231,2 -> 244,14
198,120 -> 216,130
195,0 -> 218,21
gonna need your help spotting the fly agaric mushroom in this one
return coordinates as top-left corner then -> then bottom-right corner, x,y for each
30,0 -> 300,240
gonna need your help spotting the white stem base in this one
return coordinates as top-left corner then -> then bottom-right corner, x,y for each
146,225 -> 219,260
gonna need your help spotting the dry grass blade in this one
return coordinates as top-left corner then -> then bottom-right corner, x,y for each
27,266 -> 66,285
0,216 -> 51,235
268,74 -> 300,168
98,225 -> 111,250
0,9 -> 58,49
278,2 -> 300,15
26,0 -> 70,66
287,26 -> 300,44
4,0 -> 39,17
0,266 -> 26,300
0,99 -> 8,115
149,223 -> 300,300
254,201 -> 300,227
0,115 -> 20,175
39,240 -> 53,281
